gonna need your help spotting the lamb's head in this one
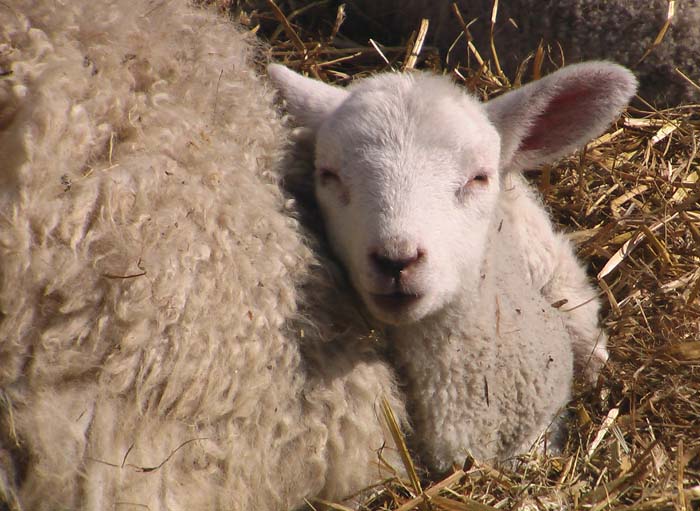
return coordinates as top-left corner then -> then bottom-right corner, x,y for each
271,70 -> 502,324
269,63 -> 636,325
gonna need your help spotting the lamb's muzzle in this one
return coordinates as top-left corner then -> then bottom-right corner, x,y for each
369,245 -> 425,280
367,241 -> 427,315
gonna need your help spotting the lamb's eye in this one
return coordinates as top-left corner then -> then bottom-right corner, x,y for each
462,173 -> 490,190
317,167 -> 341,186
456,172 -> 490,201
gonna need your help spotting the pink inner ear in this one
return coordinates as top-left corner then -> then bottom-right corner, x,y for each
519,84 -> 602,153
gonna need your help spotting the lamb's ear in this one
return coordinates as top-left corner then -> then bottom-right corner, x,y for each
268,64 -> 349,132
485,62 -> 637,172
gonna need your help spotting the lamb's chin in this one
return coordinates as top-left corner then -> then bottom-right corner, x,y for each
365,292 -> 434,326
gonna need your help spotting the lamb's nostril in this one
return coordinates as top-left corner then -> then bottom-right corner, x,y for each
370,248 -> 424,279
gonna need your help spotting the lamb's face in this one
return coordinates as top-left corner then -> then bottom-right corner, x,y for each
314,74 -> 501,325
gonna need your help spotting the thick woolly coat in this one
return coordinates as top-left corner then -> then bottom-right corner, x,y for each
0,1 -> 406,509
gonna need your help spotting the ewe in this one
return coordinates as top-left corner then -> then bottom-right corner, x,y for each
0,0 -> 406,509
270,62 -> 637,471
342,0 -> 698,105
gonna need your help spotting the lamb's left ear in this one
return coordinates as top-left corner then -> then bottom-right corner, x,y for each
486,61 -> 637,172
268,64 -> 349,132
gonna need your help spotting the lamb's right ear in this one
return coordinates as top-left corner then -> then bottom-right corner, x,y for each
268,64 -> 349,132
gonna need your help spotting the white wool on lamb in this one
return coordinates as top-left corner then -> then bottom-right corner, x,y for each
269,62 -> 636,471
0,0 -> 407,509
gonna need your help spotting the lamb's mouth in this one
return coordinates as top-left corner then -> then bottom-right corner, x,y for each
370,292 -> 422,312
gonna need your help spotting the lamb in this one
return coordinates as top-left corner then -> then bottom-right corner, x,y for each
340,0 -> 698,105
269,62 -> 637,471
0,0 -> 408,509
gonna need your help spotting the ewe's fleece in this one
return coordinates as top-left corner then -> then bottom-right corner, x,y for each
347,0 -> 699,105
0,0 -> 406,509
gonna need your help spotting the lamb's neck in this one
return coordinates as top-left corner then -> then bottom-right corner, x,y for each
385,277 -> 502,468
389,279 -> 496,365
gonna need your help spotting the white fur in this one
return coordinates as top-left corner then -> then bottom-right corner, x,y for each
0,1 -> 408,509
269,63 -> 636,470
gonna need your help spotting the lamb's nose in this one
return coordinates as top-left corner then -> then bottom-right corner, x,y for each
369,248 -> 424,280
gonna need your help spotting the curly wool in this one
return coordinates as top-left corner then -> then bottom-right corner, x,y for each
343,0 -> 699,105
0,1 -> 406,509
